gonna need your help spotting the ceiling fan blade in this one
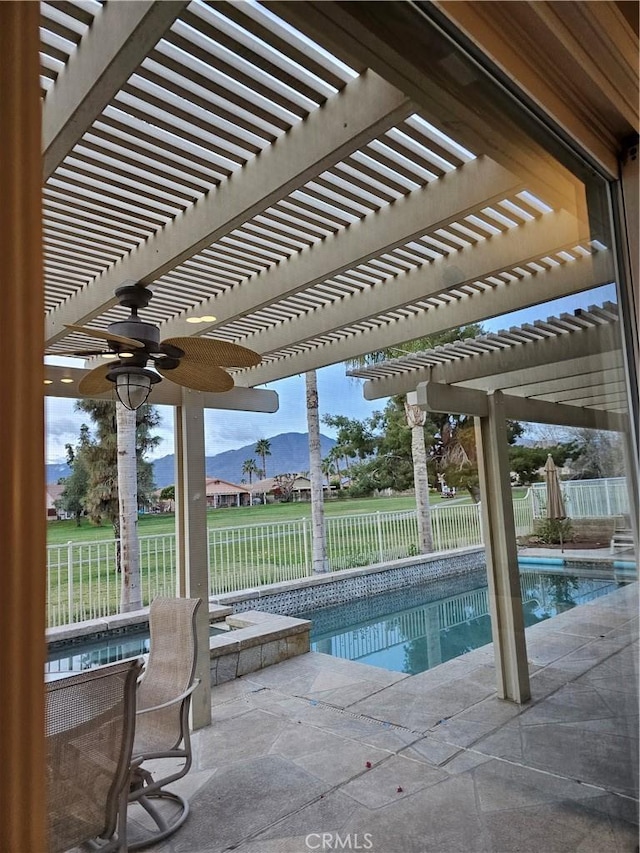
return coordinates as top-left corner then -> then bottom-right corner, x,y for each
163,337 -> 261,368
64,324 -> 144,349
157,361 -> 234,393
78,363 -> 114,396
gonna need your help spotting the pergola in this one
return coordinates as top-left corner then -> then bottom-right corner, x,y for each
1,2 -> 637,847
348,301 -> 634,703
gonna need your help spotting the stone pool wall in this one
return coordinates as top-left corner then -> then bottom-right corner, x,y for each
211,546 -> 485,617
210,611 -> 311,685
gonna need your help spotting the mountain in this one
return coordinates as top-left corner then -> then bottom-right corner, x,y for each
47,432 -> 336,489
46,461 -> 72,484
152,432 -> 336,488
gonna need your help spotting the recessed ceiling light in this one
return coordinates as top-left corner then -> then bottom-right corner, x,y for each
119,351 -> 135,358
43,379 -> 53,385
60,378 -> 74,384
101,353 -> 117,360
186,315 -> 217,324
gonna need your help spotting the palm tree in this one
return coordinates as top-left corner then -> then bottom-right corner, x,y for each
323,446 -> 343,488
116,404 -> 141,611
254,438 -> 271,479
242,458 -> 259,484
306,370 -> 328,573
347,326 -> 483,555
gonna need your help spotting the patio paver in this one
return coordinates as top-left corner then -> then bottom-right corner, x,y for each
148,582 -> 639,853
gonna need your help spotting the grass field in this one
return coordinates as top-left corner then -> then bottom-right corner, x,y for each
47,492 -> 485,545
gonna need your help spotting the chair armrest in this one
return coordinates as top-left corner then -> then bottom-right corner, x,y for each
136,678 -> 200,716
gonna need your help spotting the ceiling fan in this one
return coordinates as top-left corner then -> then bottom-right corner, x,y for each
57,284 -> 261,410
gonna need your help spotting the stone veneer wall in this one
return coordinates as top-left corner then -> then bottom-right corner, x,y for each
212,546 -> 485,617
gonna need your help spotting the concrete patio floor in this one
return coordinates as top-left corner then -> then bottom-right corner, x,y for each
145,582 -> 639,853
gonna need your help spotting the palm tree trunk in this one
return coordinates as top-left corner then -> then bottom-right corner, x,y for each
404,399 -> 433,553
306,370 -> 328,573
116,403 -> 142,611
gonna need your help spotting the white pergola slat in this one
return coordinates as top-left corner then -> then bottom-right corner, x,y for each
348,302 -> 627,428
41,0 -> 612,384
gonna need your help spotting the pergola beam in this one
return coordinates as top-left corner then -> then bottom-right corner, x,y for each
266,0 -> 586,220
461,350 -> 623,393
43,365 -> 279,411
415,381 -> 627,432
43,2 -> 188,180
45,72 -> 411,346
158,156 -> 523,341
503,365 -> 625,397
227,208 -> 580,357
360,308 -> 618,400
240,249 -> 613,387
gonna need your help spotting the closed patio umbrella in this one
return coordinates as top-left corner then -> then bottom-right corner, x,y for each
544,454 -> 567,552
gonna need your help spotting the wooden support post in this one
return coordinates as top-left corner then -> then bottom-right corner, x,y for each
475,391 -> 531,703
174,392 -> 212,729
0,4 -> 46,849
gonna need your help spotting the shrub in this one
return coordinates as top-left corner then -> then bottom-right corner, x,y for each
534,518 -> 573,545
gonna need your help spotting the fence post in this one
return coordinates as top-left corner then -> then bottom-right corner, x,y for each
375,512 -> 384,562
67,541 -> 74,624
302,517 -> 311,575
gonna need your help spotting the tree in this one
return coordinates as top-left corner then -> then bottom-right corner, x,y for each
404,397 -> 433,552
564,429 -> 625,479
509,444 -> 570,485
242,458 -> 260,484
116,404 -> 140,612
348,325 -> 484,549
273,473 -> 296,502
322,449 -> 342,487
322,414 -> 376,477
254,438 -> 271,479
306,370 -> 328,573
160,485 -> 175,501
73,401 -> 160,580
57,425 -> 91,525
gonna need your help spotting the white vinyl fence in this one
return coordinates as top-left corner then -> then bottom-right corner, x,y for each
46,479 -> 627,628
530,477 -> 629,519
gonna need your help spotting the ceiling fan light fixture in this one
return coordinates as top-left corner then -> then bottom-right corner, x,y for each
108,366 -> 160,410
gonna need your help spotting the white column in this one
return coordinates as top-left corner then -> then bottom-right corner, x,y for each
174,393 -> 211,729
475,391 -> 530,703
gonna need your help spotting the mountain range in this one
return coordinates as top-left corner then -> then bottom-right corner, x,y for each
46,431 -> 337,489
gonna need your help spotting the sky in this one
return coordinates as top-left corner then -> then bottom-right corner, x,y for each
45,283 -> 616,464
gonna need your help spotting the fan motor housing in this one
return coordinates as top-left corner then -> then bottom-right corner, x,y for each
109,318 -> 160,348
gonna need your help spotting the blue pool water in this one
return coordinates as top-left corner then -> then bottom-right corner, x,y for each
299,568 -> 623,675
46,624 -> 224,677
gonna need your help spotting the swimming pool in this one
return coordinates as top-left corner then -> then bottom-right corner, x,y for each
299,568 -> 623,675
46,623 -> 225,677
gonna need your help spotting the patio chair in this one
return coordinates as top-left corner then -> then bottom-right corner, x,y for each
46,657 -> 143,853
127,596 -> 202,849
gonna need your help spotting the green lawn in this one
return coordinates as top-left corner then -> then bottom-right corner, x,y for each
47,489 -> 531,546
46,492 -> 482,545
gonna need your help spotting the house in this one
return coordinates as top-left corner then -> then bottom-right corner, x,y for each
45,484 -> 65,520
205,478 -> 250,509
249,474 -> 333,503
